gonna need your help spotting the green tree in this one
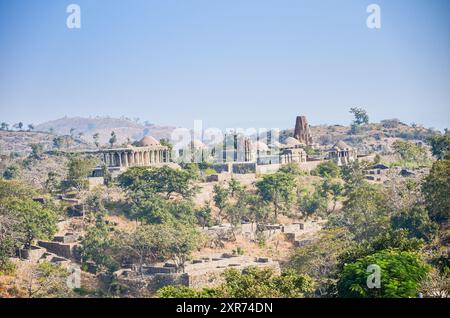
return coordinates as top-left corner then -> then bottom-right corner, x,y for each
228,178 -> 244,198
340,160 -> 368,194
312,161 -> 340,179
298,191 -> 328,220
328,183 -> 390,241
29,143 -> 44,159
0,197 -> 58,249
66,156 -> 97,191
0,180 -> 38,200
109,131 -> 117,148
3,164 -> 20,180
422,159 -> 450,223
391,206 -> 438,242
101,164 -> 112,186
22,262 -> 74,298
256,172 -> 296,219
279,163 -> 305,176
44,172 -> 60,194
147,223 -> 202,272
350,107 -> 369,126
130,196 -> 196,225
80,221 -> 121,272
337,249 -> 430,298
196,203 -> 213,229
53,135 -> 73,150
156,285 -> 217,298
118,166 -> 199,200
289,229 -> 352,296
213,184 -> 229,222
27,124 -> 35,131
319,178 -> 344,212
157,267 -> 314,298
120,224 -> 169,274
427,134 -> 450,160
392,140 -> 428,163
337,229 -> 424,272
219,267 -> 314,298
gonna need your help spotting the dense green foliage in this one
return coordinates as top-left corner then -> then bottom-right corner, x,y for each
66,156 -> 97,191
392,140 -> 428,163
118,166 -> 198,200
256,172 -> 296,218
157,267 -> 314,298
0,181 -> 59,270
427,134 -> 450,160
337,249 -> 430,298
311,161 -> 340,179
422,159 -> 450,223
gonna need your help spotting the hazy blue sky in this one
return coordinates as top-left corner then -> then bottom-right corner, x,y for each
0,0 -> 449,130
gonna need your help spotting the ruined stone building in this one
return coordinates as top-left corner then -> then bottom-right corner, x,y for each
328,141 -> 357,166
84,136 -> 170,176
293,115 -> 313,145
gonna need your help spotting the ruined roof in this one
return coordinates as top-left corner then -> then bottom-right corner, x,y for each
332,140 -> 352,150
284,137 -> 301,146
139,135 -> 160,147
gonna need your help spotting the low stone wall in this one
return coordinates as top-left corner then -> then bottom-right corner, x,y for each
117,255 -> 281,292
232,162 -> 256,174
38,241 -> 79,260
256,164 -> 280,175
212,163 -> 231,173
206,174 -> 232,183
18,246 -> 46,263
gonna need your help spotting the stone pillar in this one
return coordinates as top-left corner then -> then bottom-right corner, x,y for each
118,153 -> 122,167
123,152 -> 128,167
108,153 -> 113,167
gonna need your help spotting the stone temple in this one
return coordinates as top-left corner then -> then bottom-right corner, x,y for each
293,116 -> 313,145
87,136 -> 170,176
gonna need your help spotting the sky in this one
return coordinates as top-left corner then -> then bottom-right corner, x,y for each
0,0 -> 449,131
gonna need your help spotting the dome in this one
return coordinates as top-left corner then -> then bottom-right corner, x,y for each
251,141 -> 269,152
270,141 -> 283,148
139,135 -> 160,147
190,140 -> 207,149
284,137 -> 301,146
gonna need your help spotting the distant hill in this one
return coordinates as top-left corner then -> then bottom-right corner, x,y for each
35,116 -> 176,146
0,130 -> 89,155
281,120 -> 438,154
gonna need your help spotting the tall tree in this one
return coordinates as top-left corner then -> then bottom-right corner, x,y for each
109,131 -> 117,148
349,107 -> 369,126
422,159 -> 450,223
256,172 -> 296,219
337,249 -> 430,298
66,156 -> 97,191
427,134 -> 450,160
